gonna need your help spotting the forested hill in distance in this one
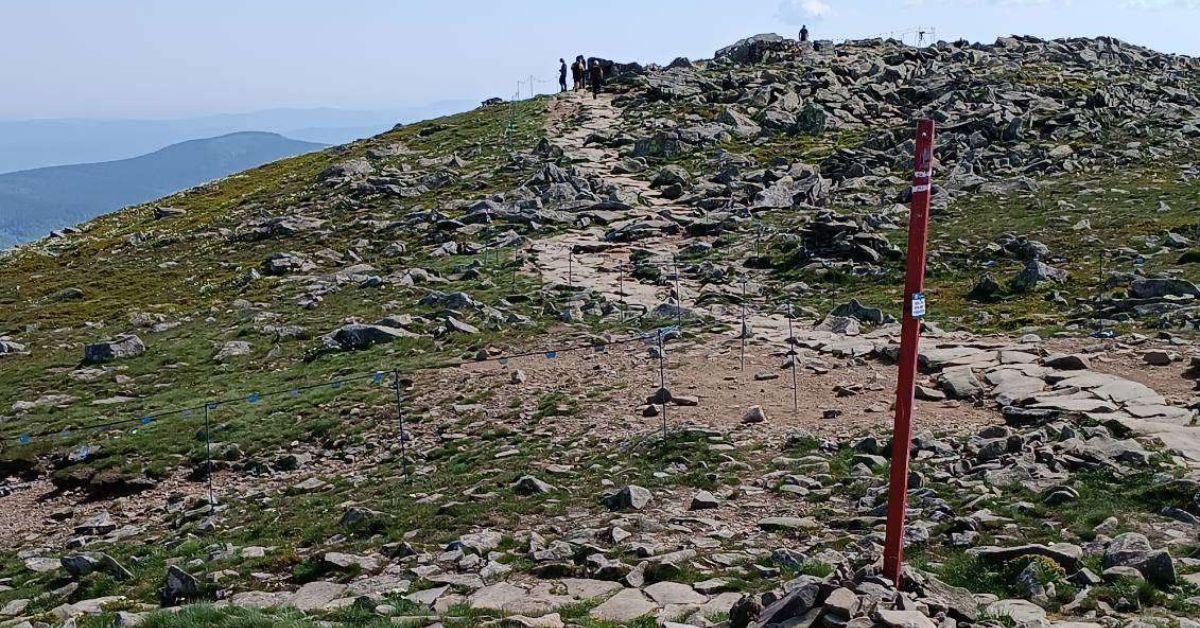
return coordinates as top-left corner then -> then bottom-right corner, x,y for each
0,131 -> 326,248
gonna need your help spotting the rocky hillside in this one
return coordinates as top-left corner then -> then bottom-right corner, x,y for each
0,33 -> 1197,628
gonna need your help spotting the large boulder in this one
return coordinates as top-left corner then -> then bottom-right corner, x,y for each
602,485 -> 653,511
1104,532 -> 1176,585
715,33 -> 790,65
83,335 -> 145,364
319,158 -> 373,181
330,324 -> 409,350
1010,261 -> 1068,292
1129,278 -> 1200,299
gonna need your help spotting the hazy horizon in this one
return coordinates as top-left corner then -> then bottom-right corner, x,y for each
3,0 -> 1199,120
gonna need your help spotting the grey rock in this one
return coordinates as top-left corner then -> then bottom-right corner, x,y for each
689,490 -> 720,510
162,566 -> 199,603
83,335 -> 145,364
512,475 -> 556,496
1044,354 -> 1091,370
1130,278 -> 1199,299
603,485 -> 653,511
742,405 -> 768,424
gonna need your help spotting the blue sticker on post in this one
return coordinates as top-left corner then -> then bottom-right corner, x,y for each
247,392 -> 260,404
544,351 -> 557,359
18,434 -> 30,445
141,416 -> 152,425
373,372 -> 384,384
498,357 -> 509,365
911,292 -> 927,318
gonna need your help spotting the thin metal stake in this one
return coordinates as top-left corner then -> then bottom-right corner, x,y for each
788,304 -> 799,415
203,404 -> 215,515
1097,250 -> 1105,335
568,249 -> 574,289
393,369 -> 409,480
740,278 -> 748,373
658,332 -> 667,440
618,263 -> 626,322
510,250 -> 518,293
672,254 -> 682,326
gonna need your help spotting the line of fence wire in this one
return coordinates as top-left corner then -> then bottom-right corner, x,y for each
2,244 -> 816,515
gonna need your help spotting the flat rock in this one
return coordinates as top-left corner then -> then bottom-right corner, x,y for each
589,588 -> 658,622
560,578 -> 622,600
469,582 -> 529,611
643,581 -> 707,605
291,581 -> 347,611
971,543 -> 1082,571
757,516 -> 820,532
985,599 -> 1046,625
876,609 -> 937,628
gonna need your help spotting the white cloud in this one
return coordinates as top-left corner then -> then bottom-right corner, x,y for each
802,0 -> 834,16
777,0 -> 835,24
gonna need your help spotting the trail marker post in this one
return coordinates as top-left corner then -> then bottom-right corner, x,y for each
883,119 -> 936,587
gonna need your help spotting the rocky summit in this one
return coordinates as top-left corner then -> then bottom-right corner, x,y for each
0,32 -> 1199,628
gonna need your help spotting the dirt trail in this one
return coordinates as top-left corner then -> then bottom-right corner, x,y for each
535,91 -> 796,338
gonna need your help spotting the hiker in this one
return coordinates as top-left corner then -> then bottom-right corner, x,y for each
588,58 -> 604,99
800,25 -> 809,42
571,56 -> 586,91
558,58 -> 567,92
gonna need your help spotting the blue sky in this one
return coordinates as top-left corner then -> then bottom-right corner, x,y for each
1,0 -> 1198,119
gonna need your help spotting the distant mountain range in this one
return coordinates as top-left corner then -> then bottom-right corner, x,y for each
0,132 -> 325,249
0,103 -> 473,174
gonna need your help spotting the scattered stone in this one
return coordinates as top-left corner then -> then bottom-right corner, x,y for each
741,405 -> 767,424
603,485 -> 653,511
689,490 -> 719,510
83,335 -> 145,364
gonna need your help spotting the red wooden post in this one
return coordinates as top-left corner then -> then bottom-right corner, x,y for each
882,119 -> 936,587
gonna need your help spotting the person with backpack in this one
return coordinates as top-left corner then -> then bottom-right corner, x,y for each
571,56 -> 586,91
588,58 -> 604,99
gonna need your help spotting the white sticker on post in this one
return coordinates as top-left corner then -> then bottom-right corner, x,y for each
911,292 -> 927,318
911,184 -> 931,193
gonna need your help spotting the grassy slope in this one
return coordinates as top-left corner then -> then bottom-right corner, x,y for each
0,99 -> 549,475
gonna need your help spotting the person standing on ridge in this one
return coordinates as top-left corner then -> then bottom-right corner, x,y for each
572,56 -> 586,91
800,25 -> 809,42
588,58 -> 604,99
558,58 -> 568,93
